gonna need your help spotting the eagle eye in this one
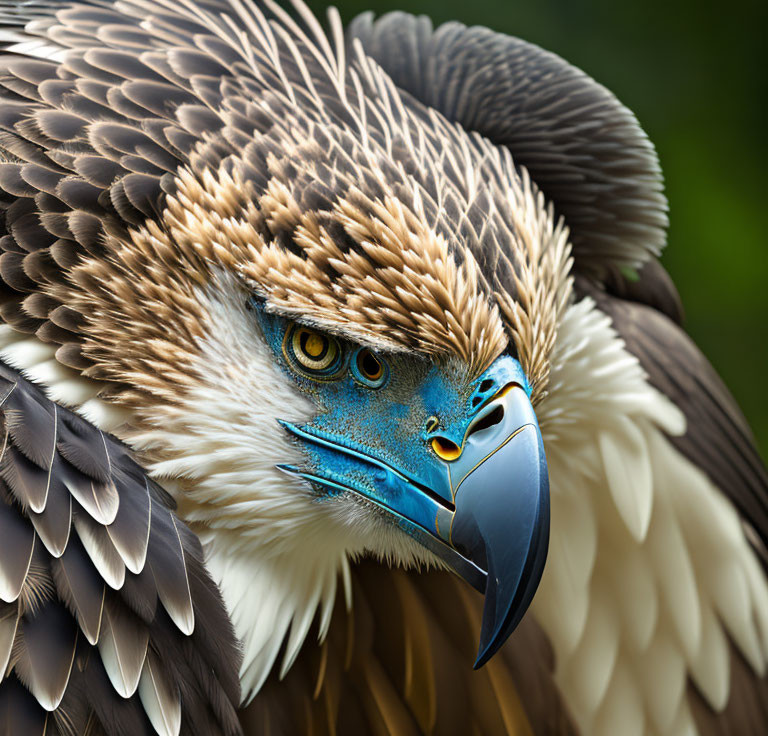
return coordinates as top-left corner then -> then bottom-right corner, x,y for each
283,324 -> 343,379
352,348 -> 388,389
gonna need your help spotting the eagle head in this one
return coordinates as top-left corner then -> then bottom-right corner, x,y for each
58,69 -> 572,694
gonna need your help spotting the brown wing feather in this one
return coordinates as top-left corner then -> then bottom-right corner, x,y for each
0,360 -> 242,736
240,560 -> 576,736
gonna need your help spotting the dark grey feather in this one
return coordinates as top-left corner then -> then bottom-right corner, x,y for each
27,456 -> 72,557
59,461 -> 118,527
2,385 -> 55,471
15,600 -> 78,711
51,534 -> 105,645
57,413 -> 110,484
0,252 -> 37,291
147,505 -> 194,636
0,361 -> 241,733
0,674 -> 48,736
0,482 -> 34,602
103,465 -> 150,575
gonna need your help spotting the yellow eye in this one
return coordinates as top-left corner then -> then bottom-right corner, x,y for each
284,324 -> 343,378
352,348 -> 388,388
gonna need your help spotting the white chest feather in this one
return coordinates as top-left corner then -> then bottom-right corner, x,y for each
535,298 -> 768,736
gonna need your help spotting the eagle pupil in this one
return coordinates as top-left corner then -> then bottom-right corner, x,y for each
301,331 -> 327,360
359,350 -> 382,379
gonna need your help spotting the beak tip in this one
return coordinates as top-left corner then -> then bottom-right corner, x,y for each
450,415 -> 550,669
472,647 -> 494,670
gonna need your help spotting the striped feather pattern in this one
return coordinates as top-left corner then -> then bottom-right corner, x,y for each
0,360 -> 242,736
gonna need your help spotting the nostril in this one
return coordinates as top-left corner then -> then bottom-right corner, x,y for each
467,405 -> 505,438
431,436 -> 462,461
471,396 -> 482,408
479,379 -> 494,393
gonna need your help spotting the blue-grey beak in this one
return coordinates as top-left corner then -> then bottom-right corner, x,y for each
278,383 -> 549,667
446,385 -> 549,667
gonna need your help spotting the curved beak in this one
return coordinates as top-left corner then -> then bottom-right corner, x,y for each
277,384 -> 549,667
446,385 -> 549,667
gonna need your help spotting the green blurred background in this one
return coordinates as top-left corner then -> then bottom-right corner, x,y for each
307,0 -> 768,459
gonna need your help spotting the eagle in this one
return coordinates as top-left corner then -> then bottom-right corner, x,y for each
0,0 -> 764,734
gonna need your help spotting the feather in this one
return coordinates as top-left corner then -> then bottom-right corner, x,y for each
83,48 -> 165,84
689,637 -> 768,735
4,385 -> 55,472
669,699 -> 698,736
0,490 -> 35,602
55,178 -> 103,212
147,508 -> 193,636
0,675 -> 49,736
27,465 -> 71,557
16,602 -> 77,711
59,459 -> 119,527
0,252 -> 37,292
645,489 -> 702,661
21,292 -> 59,321
72,156 -> 124,189
0,602 -> 19,675
391,573 -> 437,734
97,594 -> 149,699
34,110 -> 87,143
118,567 -> 158,625
18,164 -> 64,198
57,414 -> 110,484
51,535 -> 105,645
598,417 -> 653,542
636,627 -> 687,733
530,481 -> 594,657
591,662 -> 644,736
138,649 -> 181,736
688,604 -> 730,710
72,508 -> 125,591
1,444 -> 51,515
558,585 -> 619,717
710,562 -> 765,675
120,173 -> 160,216
360,657 -> 419,735
604,541 -> 658,653
104,470 -> 150,575
76,645 -> 156,736
0,163 -> 36,197
4,59 -> 58,87
120,80 -> 197,119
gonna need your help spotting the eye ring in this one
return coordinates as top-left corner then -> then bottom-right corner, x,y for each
351,348 -> 389,389
283,323 -> 344,379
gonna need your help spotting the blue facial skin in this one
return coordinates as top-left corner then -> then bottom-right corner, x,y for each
255,303 -> 530,540
253,301 -> 549,666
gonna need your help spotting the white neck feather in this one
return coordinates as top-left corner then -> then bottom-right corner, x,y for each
535,296 -> 768,736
